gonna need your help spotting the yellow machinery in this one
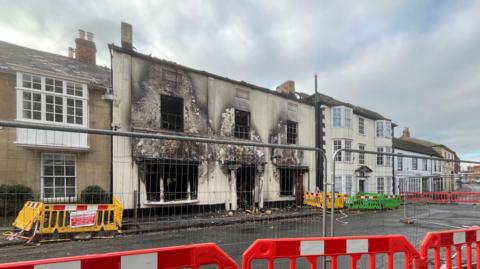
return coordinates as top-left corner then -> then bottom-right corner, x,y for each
10,197 -> 122,241
304,192 -> 347,209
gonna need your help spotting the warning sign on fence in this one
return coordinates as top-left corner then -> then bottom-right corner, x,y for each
70,210 -> 96,227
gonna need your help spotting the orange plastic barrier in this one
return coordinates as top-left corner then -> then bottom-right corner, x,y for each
0,243 -> 238,269
242,235 -> 421,269
419,226 -> 480,269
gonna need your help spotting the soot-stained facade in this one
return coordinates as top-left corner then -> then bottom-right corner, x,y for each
110,26 -> 316,212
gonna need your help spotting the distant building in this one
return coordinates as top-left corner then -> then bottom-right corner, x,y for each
397,128 -> 459,191
466,165 -> 480,182
393,138 -> 443,193
0,30 -> 112,202
304,93 -> 395,195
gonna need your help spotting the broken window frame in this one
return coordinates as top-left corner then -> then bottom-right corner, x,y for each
279,168 -> 295,196
144,159 -> 198,203
234,109 -> 250,139
160,95 -> 184,132
286,120 -> 298,144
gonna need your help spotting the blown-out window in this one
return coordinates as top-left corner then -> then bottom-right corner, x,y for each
286,121 -> 298,144
234,110 -> 250,139
161,95 -> 184,132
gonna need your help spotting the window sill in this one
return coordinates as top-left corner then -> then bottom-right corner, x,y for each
144,199 -> 199,206
15,142 -> 90,151
41,197 -> 78,203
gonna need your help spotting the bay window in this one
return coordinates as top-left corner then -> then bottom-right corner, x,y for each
331,106 -> 353,128
375,120 -> 392,138
16,72 -> 88,127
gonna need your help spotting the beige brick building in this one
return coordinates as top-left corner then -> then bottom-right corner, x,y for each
0,31 -> 112,202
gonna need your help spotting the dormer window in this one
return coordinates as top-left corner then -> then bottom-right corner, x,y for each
332,106 -> 353,128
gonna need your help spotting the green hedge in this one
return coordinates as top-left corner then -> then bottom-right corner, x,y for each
0,184 -> 34,216
80,185 -> 111,204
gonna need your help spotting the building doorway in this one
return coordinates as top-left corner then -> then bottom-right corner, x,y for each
236,165 -> 256,209
358,179 -> 366,193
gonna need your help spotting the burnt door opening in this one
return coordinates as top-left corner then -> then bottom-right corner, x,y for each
236,165 -> 256,209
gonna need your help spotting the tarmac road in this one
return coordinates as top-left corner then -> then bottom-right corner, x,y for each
0,203 -> 479,267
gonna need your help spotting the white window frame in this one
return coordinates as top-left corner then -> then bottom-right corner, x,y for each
41,153 -> 77,202
333,139 -> 352,163
333,140 -> 342,161
422,159 -> 428,171
344,140 -> 352,162
16,72 -> 88,128
358,117 -> 365,135
331,106 -> 353,128
376,147 -> 384,165
377,177 -> 385,194
358,144 -> 366,164
397,154 -> 403,171
375,120 -> 392,138
412,158 -> 418,170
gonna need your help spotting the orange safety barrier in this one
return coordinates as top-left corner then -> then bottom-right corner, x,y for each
451,192 -> 480,203
419,226 -> 480,269
0,243 -> 238,269
242,235 -> 421,269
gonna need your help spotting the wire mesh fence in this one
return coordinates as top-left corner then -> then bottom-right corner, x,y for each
1,120 -> 480,268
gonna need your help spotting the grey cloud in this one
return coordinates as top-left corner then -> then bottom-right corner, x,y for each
0,0 -> 478,160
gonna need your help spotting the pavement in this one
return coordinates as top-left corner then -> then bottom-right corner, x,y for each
0,203 -> 479,267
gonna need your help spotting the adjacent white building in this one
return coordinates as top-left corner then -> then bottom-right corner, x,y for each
313,93 -> 395,195
393,137 -> 443,193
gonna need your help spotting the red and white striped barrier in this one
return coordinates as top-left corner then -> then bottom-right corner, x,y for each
401,192 -> 480,204
0,243 -> 238,269
419,226 -> 480,269
242,235 -> 421,269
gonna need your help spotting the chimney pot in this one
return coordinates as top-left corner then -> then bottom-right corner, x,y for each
68,47 -> 75,58
402,127 -> 411,138
87,32 -> 94,42
276,80 -> 295,94
75,30 -> 96,64
121,22 -> 133,50
78,29 -> 85,39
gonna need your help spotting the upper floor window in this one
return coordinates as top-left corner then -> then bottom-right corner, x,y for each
412,158 -> 418,170
376,147 -> 384,165
358,144 -> 366,164
422,159 -> 428,171
332,106 -> 353,128
286,121 -> 298,144
234,109 -> 250,139
358,117 -> 365,135
160,95 -> 184,132
397,154 -> 403,171
375,120 -> 392,138
17,73 -> 88,126
333,139 -> 352,162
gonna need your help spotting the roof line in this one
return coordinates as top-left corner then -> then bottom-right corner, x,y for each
108,44 -> 313,106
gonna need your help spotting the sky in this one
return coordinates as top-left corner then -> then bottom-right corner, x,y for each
0,0 -> 479,161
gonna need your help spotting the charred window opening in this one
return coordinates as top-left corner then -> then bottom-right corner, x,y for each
144,159 -> 198,202
279,168 -> 295,196
234,110 -> 250,139
161,95 -> 184,132
286,121 -> 298,144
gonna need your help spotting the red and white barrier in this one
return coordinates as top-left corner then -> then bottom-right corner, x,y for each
0,243 -> 238,269
242,235 -> 421,269
402,192 -> 480,204
419,226 -> 480,269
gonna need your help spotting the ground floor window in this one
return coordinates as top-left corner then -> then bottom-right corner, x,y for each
376,177 -> 384,194
279,168 -> 295,196
144,159 -> 198,202
42,153 -> 76,201
334,175 -> 353,195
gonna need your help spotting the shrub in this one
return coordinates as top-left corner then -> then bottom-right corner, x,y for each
0,184 -> 34,216
80,185 -> 110,204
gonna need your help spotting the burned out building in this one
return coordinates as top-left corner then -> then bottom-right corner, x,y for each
110,23 -> 316,211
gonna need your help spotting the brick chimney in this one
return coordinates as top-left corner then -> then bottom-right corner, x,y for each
401,127 -> 410,138
75,29 -> 96,64
276,80 -> 295,94
68,47 -> 74,58
121,22 -> 133,50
